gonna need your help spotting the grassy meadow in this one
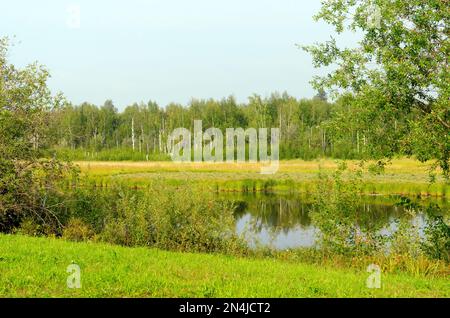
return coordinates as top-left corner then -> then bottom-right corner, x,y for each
75,158 -> 449,197
1,234 -> 448,298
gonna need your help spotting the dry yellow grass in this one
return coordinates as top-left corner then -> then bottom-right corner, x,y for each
75,158 -> 439,175
73,158 -> 449,197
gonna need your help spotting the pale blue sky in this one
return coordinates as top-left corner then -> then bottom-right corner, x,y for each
1,0 -> 358,110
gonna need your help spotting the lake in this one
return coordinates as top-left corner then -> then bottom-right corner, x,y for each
222,193 -> 449,250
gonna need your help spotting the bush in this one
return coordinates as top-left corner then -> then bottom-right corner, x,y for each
312,164 -> 450,264
97,182 -> 246,254
0,158 -> 78,234
3,174 -> 247,255
420,204 -> 450,262
311,162 -> 386,256
62,218 -> 94,242
16,218 -> 55,237
16,218 -> 41,237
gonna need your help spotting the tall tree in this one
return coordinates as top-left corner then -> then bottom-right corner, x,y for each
303,0 -> 449,175
0,38 -> 75,231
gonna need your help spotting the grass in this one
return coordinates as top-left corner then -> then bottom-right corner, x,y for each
0,234 -> 448,297
74,158 -> 449,197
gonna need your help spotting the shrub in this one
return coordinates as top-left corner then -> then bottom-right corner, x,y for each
420,204 -> 450,262
312,164 -> 450,264
62,218 -> 94,242
16,218 -> 41,237
97,182 -> 246,254
16,217 -> 55,237
311,162 -> 386,256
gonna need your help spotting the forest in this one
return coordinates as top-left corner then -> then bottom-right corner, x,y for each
44,91 -> 405,161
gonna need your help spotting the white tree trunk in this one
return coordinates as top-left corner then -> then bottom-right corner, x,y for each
131,117 -> 135,151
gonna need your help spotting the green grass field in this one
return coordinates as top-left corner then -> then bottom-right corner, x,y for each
0,234 -> 448,298
75,158 -> 449,197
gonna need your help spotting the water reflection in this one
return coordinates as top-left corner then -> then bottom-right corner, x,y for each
227,193 -> 448,250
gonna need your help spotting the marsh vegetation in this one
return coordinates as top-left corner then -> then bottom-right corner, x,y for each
1,0 -> 449,297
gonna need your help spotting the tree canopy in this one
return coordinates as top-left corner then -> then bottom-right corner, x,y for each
304,0 -> 449,175
0,38 -> 74,232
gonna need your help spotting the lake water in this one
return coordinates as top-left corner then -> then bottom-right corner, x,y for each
222,193 -> 449,250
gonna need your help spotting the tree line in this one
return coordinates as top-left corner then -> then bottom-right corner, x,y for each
45,92 -> 387,161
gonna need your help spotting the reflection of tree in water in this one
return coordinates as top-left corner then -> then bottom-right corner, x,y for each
353,202 -> 406,231
234,196 -> 312,235
232,194 -> 425,239
230,193 -> 449,251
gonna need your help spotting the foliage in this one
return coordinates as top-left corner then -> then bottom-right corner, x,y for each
304,0 -> 450,176
312,162 -> 387,255
421,204 -> 450,262
0,38 -> 78,232
393,197 -> 449,262
312,164 -> 450,261
62,218 -> 94,242
49,147 -> 171,162
96,182 -> 245,254
46,92 -> 373,161
8,179 -> 247,255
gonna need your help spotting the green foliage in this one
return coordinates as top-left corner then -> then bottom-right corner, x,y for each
312,162 -> 387,256
49,147 -> 171,161
62,218 -> 94,242
312,164 -> 450,261
304,0 -> 450,175
97,183 -> 245,253
0,38 -> 78,233
16,218 -> 43,237
421,204 -> 450,262
367,160 -> 387,175
8,179 -> 247,255
45,92 -> 371,161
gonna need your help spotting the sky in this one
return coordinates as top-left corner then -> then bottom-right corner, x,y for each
1,0 -> 359,110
